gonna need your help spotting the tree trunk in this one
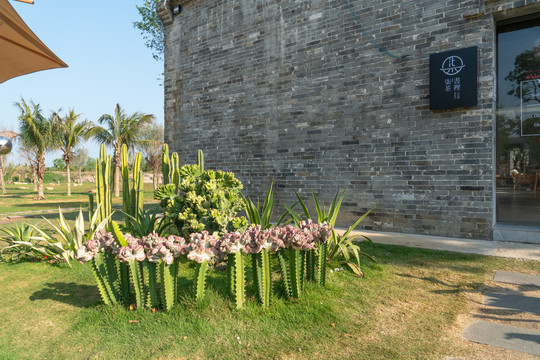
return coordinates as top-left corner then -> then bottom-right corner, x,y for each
114,146 -> 121,197
78,168 -> 82,184
152,166 -> 159,190
0,155 -> 5,195
33,172 -> 37,191
35,154 -> 45,200
66,162 -> 71,196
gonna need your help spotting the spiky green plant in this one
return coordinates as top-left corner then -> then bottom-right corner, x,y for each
162,143 -> 170,185
289,248 -> 305,298
95,144 -> 113,227
171,152 -> 180,191
197,149 -> 204,172
285,188 -> 376,280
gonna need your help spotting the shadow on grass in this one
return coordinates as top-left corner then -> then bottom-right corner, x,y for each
29,282 -> 100,307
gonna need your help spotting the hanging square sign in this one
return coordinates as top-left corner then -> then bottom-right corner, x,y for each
429,46 -> 478,110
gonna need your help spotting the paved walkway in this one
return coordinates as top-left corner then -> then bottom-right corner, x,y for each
336,229 -> 540,357
341,229 -> 540,261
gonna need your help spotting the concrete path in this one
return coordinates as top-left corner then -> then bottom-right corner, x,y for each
342,229 -> 540,261
463,271 -> 540,357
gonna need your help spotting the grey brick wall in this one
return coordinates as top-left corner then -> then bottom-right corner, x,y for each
158,0 -> 540,240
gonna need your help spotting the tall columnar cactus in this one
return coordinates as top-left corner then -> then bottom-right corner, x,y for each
289,249 -> 305,298
162,143 -> 170,185
131,152 -> 144,222
95,144 -> 113,227
171,152 -> 180,191
121,145 -> 144,224
306,249 -> 316,282
121,145 -> 131,227
220,232 -> 246,309
160,259 -> 178,311
276,250 -> 292,298
197,149 -> 204,172
317,242 -> 328,286
253,249 -> 272,308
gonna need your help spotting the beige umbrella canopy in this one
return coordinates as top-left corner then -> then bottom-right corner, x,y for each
0,0 -> 67,83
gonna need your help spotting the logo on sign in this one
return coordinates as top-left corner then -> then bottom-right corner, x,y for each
440,56 -> 465,76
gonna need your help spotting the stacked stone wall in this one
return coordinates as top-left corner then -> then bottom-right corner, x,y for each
159,0 -> 540,239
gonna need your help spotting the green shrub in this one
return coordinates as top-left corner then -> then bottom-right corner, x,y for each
155,163 -> 248,238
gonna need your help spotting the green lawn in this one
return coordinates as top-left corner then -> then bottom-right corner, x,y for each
0,182 -> 158,215
0,242 -> 536,359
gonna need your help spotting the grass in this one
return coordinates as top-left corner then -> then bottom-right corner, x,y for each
0,182 -> 158,215
0,242 -> 537,359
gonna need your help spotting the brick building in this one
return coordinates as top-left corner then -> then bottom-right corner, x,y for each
157,0 -> 540,241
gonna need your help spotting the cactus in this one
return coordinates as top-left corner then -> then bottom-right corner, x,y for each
160,261 -> 176,311
121,145 -> 131,227
95,145 -> 113,227
196,260 -> 208,302
171,152 -> 180,192
110,220 -> 128,247
306,249 -> 316,282
197,149 -> 204,172
90,257 -> 113,305
144,260 -> 159,309
128,259 -> 145,309
162,144 -> 170,185
277,250 -> 292,298
317,243 -> 327,286
252,249 -> 272,307
227,251 -> 246,309
289,249 -> 305,298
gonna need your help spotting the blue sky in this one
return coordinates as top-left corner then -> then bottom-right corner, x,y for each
0,0 -> 164,166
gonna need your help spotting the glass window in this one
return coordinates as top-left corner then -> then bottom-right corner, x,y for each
496,18 -> 540,225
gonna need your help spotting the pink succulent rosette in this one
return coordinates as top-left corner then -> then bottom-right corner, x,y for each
186,231 -> 219,263
241,225 -> 276,254
282,225 -> 315,251
218,231 -> 245,254
299,219 -> 333,244
75,244 -> 97,264
117,243 -> 146,263
147,242 -> 174,265
141,232 -> 164,251
94,230 -> 119,254
164,235 -> 189,258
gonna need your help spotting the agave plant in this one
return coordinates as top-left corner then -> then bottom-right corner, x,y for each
284,188 -> 376,278
0,223 -> 65,263
31,207 -> 110,267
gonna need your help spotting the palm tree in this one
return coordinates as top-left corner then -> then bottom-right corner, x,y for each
52,109 -> 95,196
136,121 -> 164,190
93,104 -> 155,197
16,98 -> 56,200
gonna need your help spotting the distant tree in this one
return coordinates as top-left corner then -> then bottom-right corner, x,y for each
52,109 -> 94,196
136,121 -> 164,190
52,158 -> 66,171
505,50 -> 540,103
133,0 -> 163,61
93,104 -> 155,197
16,99 -> 57,200
71,148 -> 89,184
